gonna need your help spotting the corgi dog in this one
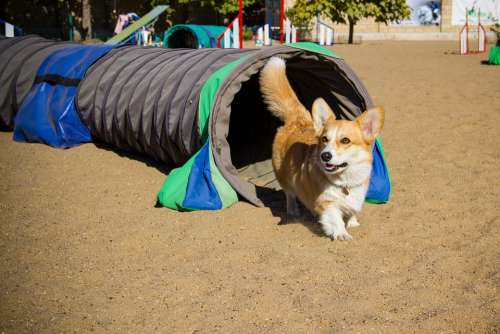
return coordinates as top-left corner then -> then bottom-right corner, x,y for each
259,57 -> 384,240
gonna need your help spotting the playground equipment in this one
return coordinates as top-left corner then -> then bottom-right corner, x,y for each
106,5 -> 168,45
1,36 -> 391,211
459,8 -> 486,55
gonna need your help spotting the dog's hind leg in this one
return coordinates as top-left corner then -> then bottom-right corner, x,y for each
282,193 -> 300,224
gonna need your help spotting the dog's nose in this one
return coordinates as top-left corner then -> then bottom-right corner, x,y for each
321,152 -> 332,162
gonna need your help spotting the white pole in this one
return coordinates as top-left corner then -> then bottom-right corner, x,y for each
285,18 -> 291,43
5,22 -> 14,37
232,18 -> 240,49
326,27 -> 333,46
319,24 -> 325,46
256,27 -> 264,46
460,29 -> 467,54
224,29 -> 231,48
264,24 -> 270,46
478,26 -> 485,52
291,26 -> 297,43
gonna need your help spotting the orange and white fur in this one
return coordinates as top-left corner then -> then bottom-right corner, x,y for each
260,57 -> 384,240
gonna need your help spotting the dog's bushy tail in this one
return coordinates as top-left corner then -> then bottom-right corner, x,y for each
259,57 -> 311,123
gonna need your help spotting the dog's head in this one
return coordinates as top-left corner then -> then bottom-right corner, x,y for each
312,98 -> 384,177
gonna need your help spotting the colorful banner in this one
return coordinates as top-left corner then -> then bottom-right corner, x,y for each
452,0 -> 500,25
392,0 -> 442,26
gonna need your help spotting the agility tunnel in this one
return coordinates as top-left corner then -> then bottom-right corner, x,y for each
0,36 -> 391,211
0,36 -> 79,129
163,25 -> 226,48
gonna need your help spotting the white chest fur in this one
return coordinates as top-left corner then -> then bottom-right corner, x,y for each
323,183 -> 368,214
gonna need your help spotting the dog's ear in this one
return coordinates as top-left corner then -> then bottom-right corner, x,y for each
312,98 -> 334,135
356,107 -> 385,143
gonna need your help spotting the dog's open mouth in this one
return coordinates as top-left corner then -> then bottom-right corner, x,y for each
324,162 -> 348,172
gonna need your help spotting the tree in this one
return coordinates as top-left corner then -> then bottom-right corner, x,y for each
151,0 -> 258,18
288,0 -> 410,44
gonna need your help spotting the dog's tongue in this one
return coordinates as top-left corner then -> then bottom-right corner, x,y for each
325,162 -> 347,170
325,163 -> 338,170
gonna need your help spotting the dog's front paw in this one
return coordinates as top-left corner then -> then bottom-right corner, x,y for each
319,208 -> 353,241
322,224 -> 353,241
330,230 -> 353,241
347,216 -> 360,228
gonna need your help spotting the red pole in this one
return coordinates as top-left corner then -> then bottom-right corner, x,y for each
239,0 -> 243,48
279,0 -> 284,44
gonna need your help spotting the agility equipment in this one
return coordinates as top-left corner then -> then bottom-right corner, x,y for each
1,19 -> 23,37
163,23 -> 241,49
217,16 -> 241,49
106,5 -> 168,45
488,45 -> 500,64
317,13 -> 334,46
1,19 -> 15,37
0,36 -> 78,129
459,8 -> 486,55
1,36 -> 391,211
284,18 -> 297,44
164,25 -> 226,48
255,24 -> 271,47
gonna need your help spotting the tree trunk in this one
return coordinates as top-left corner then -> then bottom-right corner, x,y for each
348,17 -> 355,44
82,0 -> 92,40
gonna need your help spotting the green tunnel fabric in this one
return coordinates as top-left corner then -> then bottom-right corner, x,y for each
157,57 -> 245,211
286,41 -> 341,59
488,46 -> 500,65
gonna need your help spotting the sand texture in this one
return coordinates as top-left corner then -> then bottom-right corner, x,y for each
1,41 -> 499,333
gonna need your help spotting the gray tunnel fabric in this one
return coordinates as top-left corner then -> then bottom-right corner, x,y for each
77,46 -> 255,165
0,36 -> 77,129
0,36 -> 373,208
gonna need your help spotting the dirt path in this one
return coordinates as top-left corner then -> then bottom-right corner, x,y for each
1,41 -> 499,333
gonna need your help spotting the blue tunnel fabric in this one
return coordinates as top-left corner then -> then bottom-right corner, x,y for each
366,139 -> 391,203
13,44 -> 115,148
182,142 -> 223,210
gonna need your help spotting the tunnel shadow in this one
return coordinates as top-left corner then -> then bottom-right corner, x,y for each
93,142 -> 176,176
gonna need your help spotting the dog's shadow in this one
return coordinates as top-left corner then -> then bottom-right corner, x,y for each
256,187 -> 324,237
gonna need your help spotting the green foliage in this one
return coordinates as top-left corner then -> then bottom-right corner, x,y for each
491,23 -> 500,40
371,0 -> 411,24
243,26 -> 253,40
286,5 -> 315,29
151,0 -> 258,16
288,0 -> 410,43
289,0 -> 410,25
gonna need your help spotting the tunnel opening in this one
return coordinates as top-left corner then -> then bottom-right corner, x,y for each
226,56 -> 367,204
165,28 -> 199,49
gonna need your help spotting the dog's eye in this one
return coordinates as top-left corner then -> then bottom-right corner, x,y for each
340,137 -> 351,144
321,136 -> 328,143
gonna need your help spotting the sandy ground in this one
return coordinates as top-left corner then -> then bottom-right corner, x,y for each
1,41 -> 499,333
